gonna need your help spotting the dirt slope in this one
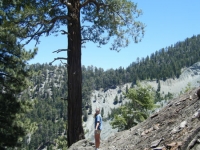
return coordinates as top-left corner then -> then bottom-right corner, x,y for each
69,87 -> 200,150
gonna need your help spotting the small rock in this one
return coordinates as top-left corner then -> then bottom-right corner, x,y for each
144,127 -> 153,134
168,103 -> 173,107
134,132 -> 139,135
151,138 -> 164,148
151,113 -> 158,119
166,142 -> 176,147
89,141 -> 94,146
192,109 -> 200,118
166,141 -> 182,149
197,139 -> 200,143
81,143 -> 86,147
153,146 -> 166,150
171,127 -> 181,134
177,141 -> 182,146
153,124 -> 160,130
180,120 -> 187,128
175,102 -> 181,106
141,131 -> 146,136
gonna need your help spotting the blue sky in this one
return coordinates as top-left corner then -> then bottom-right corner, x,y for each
27,0 -> 200,70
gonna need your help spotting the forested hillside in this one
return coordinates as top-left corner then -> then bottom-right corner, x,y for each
13,34 -> 200,149
19,64 -> 68,149
83,35 -> 200,91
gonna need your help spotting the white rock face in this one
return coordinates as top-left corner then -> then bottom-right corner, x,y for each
84,83 -> 131,141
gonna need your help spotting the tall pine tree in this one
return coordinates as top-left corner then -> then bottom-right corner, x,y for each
3,0 -> 145,146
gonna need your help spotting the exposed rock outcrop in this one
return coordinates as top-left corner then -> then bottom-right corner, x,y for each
69,87 -> 200,150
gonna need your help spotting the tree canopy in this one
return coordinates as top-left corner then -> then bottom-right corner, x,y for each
81,0 -> 145,50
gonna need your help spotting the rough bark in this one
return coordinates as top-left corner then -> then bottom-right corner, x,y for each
67,0 -> 85,147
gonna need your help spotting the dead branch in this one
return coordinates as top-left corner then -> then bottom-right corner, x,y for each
49,57 -> 67,65
61,30 -> 70,35
60,59 -> 68,66
53,49 -> 70,53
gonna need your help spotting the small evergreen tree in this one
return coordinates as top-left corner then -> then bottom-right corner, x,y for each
83,109 -> 88,122
114,95 -> 118,104
88,105 -> 92,115
94,95 -> 97,102
184,82 -> 192,93
157,80 -> 161,92
110,82 -> 155,130
119,94 -> 123,103
126,85 -> 129,94
101,108 -> 104,118
107,112 -> 111,119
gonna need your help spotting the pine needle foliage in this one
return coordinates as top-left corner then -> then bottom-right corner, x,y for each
0,1 -> 38,148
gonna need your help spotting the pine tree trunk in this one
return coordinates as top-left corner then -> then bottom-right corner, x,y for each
67,0 -> 85,147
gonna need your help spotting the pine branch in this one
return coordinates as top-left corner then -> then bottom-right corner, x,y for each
22,24 -> 44,46
44,15 -> 71,24
0,73 -> 22,85
20,16 -> 70,46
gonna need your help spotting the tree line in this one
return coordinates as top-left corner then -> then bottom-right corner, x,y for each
82,34 -> 200,90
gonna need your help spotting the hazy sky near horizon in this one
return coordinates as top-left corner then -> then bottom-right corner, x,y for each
27,0 -> 200,70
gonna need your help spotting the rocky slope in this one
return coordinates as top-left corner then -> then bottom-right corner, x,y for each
84,62 -> 200,142
69,62 -> 200,150
69,87 -> 200,150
